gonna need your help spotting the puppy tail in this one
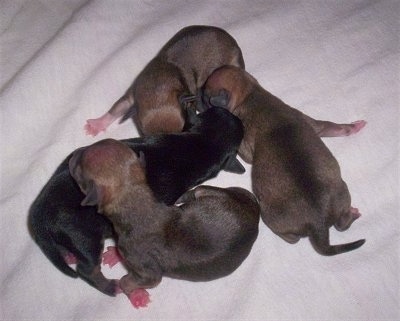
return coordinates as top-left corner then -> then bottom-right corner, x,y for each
309,227 -> 365,256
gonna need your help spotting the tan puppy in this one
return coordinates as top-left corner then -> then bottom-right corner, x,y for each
69,139 -> 260,308
85,25 -> 244,136
203,65 -> 366,256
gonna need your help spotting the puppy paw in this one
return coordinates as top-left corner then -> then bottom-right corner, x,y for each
128,289 -> 150,309
84,119 -> 106,136
64,252 -> 77,265
84,113 -> 116,136
347,120 -> 367,135
102,246 -> 123,268
350,206 -> 362,219
318,120 -> 367,137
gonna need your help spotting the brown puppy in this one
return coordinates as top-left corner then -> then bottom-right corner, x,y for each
203,65 -> 366,256
69,139 -> 260,308
85,25 -> 244,136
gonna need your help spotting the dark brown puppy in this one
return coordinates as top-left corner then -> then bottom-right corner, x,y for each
85,25 -> 244,136
203,65 -> 366,256
69,139 -> 260,308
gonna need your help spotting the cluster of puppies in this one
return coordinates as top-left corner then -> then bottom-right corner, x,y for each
28,25 -> 366,309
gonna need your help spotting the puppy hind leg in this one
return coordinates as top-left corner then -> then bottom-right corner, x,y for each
84,92 -> 134,136
85,113 -> 118,136
334,207 -> 362,232
120,274 -> 151,308
63,252 -> 78,264
303,114 -> 366,137
128,288 -> 151,309
120,272 -> 161,308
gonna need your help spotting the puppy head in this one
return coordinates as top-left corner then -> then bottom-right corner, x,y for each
69,139 -> 146,213
203,65 -> 257,112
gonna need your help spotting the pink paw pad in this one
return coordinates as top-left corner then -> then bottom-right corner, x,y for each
84,119 -> 107,136
129,289 -> 150,309
347,120 -> 367,135
102,246 -> 123,268
64,253 -> 77,265
84,113 -> 116,136
350,206 -> 362,219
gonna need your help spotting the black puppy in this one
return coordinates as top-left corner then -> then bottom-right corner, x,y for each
28,107 -> 244,296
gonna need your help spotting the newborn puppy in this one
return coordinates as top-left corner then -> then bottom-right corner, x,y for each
203,66 -> 366,256
85,25 -> 244,136
28,106 -> 244,296
69,139 -> 260,308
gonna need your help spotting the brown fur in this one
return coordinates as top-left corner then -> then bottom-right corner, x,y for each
85,25 -> 244,136
203,66 -> 366,255
69,139 -> 260,302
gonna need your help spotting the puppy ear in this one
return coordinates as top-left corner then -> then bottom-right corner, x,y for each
81,180 -> 102,207
223,155 -> 246,174
209,89 -> 229,107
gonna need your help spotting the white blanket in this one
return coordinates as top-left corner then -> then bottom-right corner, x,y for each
1,1 -> 398,320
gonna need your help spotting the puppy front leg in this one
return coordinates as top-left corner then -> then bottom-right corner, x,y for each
302,114 -> 366,137
102,246 -> 123,268
119,270 -> 162,309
